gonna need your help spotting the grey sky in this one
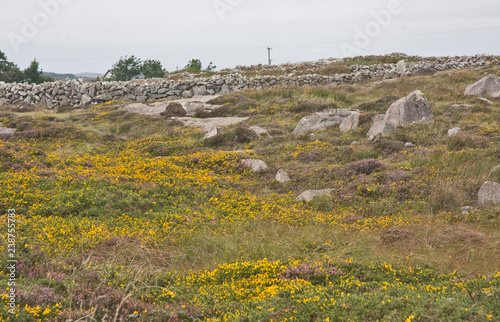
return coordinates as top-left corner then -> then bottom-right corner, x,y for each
1,0 -> 499,74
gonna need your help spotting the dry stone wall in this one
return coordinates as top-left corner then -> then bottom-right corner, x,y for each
0,55 -> 497,108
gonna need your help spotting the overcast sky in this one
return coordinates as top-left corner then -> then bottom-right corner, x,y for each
1,0 -> 499,74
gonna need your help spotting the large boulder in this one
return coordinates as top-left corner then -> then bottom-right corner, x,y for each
464,74 -> 500,99
296,189 -> 333,202
384,90 -> 434,127
293,109 -> 356,135
478,181 -> 500,205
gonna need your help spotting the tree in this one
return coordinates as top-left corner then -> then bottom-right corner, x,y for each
184,59 -> 217,73
0,50 -> 25,83
184,59 -> 202,73
23,59 -> 54,84
141,59 -> 166,79
206,61 -> 217,71
111,56 -> 143,81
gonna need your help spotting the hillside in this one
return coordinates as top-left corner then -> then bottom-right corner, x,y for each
0,56 -> 499,321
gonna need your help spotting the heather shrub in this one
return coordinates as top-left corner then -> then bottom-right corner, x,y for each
342,158 -> 386,176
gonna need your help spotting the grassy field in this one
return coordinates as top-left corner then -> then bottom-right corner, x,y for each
0,64 -> 499,321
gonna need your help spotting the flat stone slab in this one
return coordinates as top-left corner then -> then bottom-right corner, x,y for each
171,117 -> 249,132
120,95 -> 221,116
296,189 -> 334,202
293,109 -> 356,135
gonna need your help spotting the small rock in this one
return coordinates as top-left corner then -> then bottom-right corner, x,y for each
249,126 -> 270,138
404,142 -> 416,148
478,181 -> 500,205
447,127 -> 461,137
350,141 -> 358,146
241,159 -> 268,173
461,206 -> 474,215
204,127 -> 221,139
0,127 -> 15,139
451,103 -> 473,108
276,169 -> 290,183
296,189 -> 334,202
478,97 -> 494,105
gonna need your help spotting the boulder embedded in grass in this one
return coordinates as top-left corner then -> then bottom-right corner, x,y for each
276,169 -> 290,183
384,90 -> 434,127
296,189 -> 333,202
478,181 -> 500,205
464,74 -> 500,99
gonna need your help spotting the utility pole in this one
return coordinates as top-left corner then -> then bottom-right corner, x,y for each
267,46 -> 272,65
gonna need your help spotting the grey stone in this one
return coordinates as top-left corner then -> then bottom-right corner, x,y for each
478,181 -> 500,205
384,90 -> 434,127
296,189 -> 333,202
220,84 -> 231,95
404,142 -> 416,148
192,86 -> 207,96
204,127 -> 221,139
136,96 -> 148,103
367,120 -> 397,140
478,97 -> 494,105
396,60 -> 408,74
249,126 -> 270,137
60,96 -> 70,107
171,117 -> 249,132
276,169 -> 290,183
181,90 -> 194,98
293,109 -> 355,135
94,94 -> 113,102
241,159 -> 268,173
339,112 -> 360,132
461,206 -> 475,215
451,103 -> 473,108
184,102 -> 221,115
0,127 -> 15,139
464,74 -> 500,99
373,114 -> 385,122
447,127 -> 461,137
